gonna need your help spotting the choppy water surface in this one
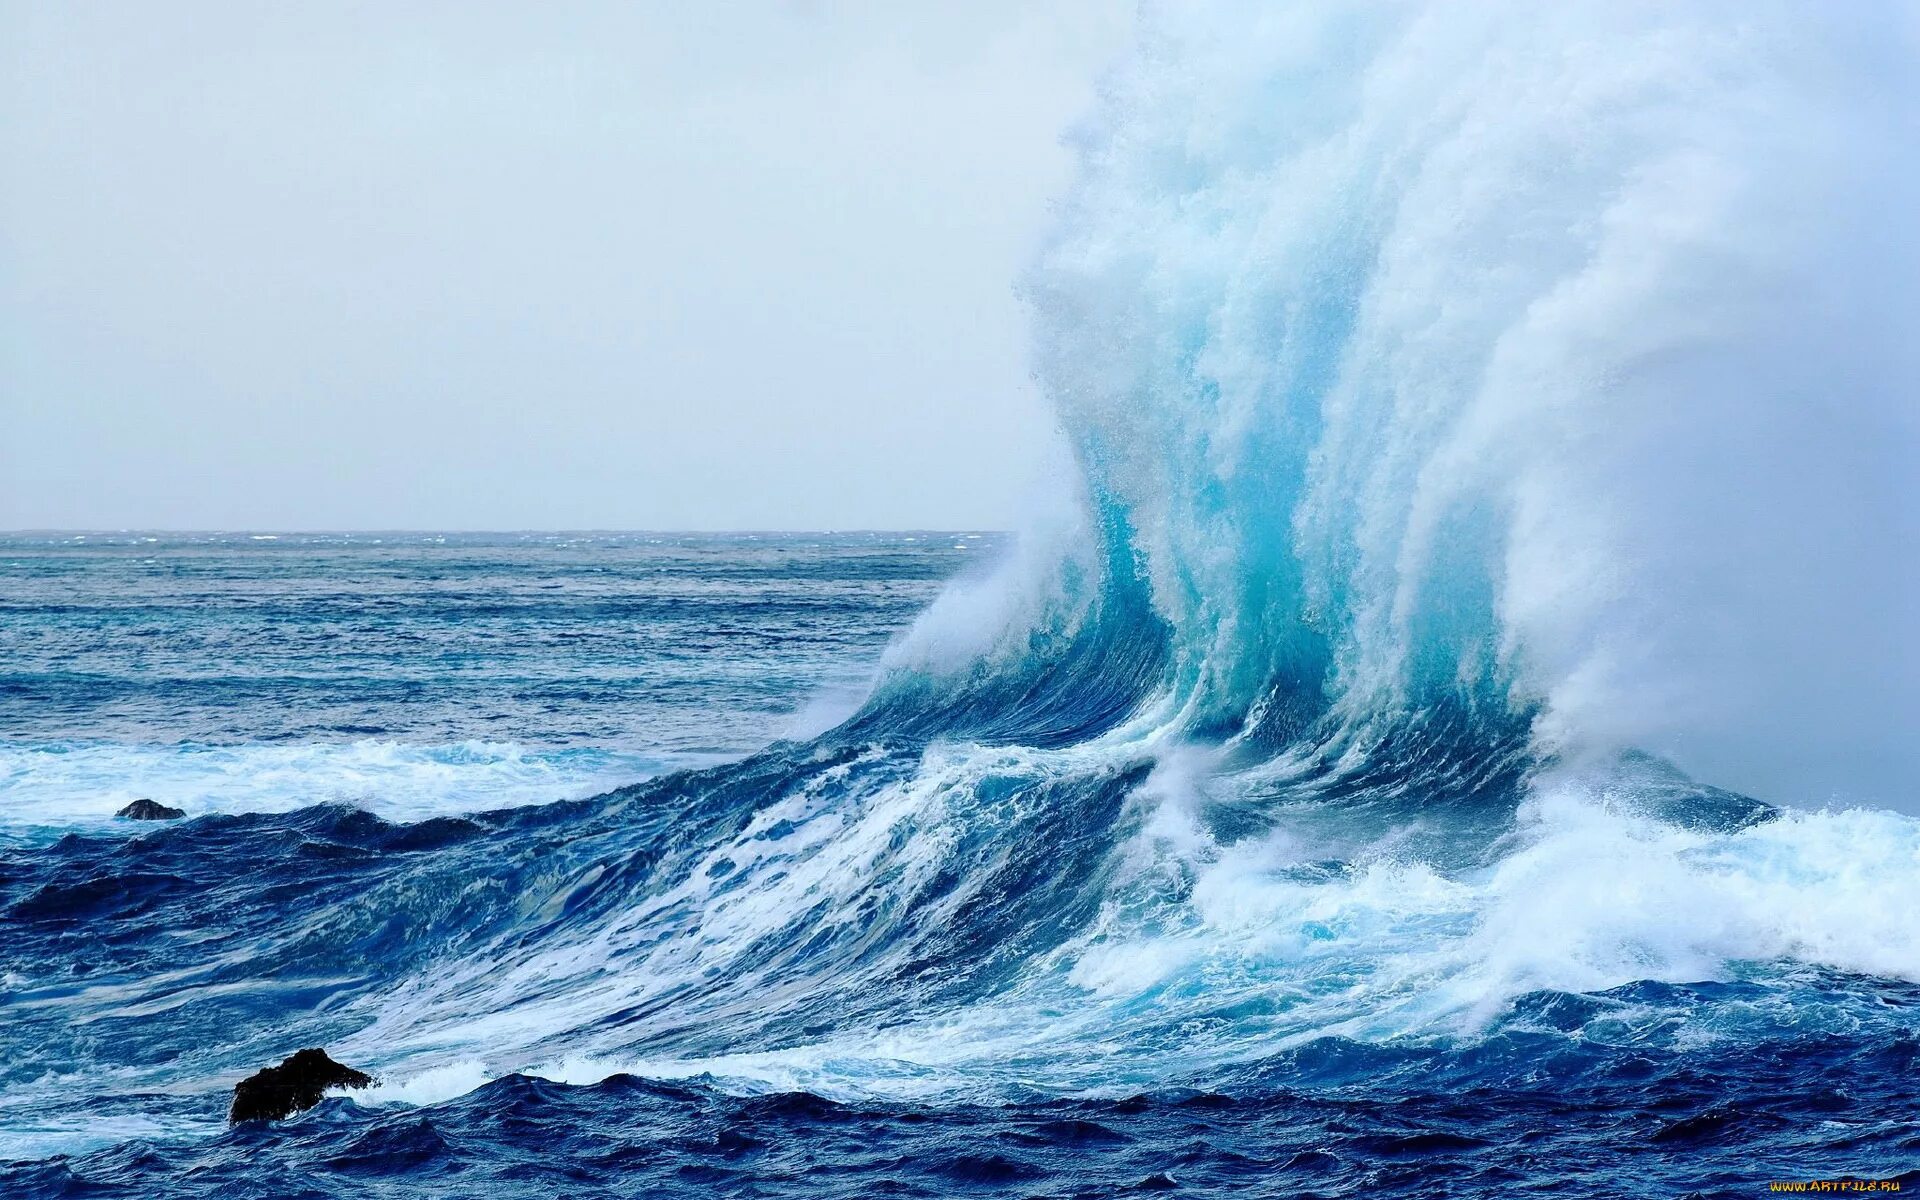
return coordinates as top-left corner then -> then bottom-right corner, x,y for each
2,534 -> 1914,1199
0,532 -> 984,837
9,0 -> 1920,1194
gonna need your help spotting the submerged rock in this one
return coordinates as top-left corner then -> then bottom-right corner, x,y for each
116,799 -> 186,821
229,1048 -> 374,1123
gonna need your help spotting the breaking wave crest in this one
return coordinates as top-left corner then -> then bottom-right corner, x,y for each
6,3 -> 1918,1182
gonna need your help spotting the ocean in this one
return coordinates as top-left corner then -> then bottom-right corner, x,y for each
1,533 -> 1913,1197
7,1 -> 1920,1196
0,532 -> 983,839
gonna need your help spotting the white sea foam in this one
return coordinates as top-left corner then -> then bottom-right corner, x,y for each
0,740 -> 693,837
331,733 -> 1920,1111
355,1059 -> 498,1108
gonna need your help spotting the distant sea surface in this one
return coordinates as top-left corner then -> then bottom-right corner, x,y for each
0,532 -> 987,840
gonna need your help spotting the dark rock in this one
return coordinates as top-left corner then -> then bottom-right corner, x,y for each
117,799 -> 186,821
229,1048 -> 374,1123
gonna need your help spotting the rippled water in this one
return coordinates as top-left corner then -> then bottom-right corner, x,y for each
3,534 -> 1915,1198
0,531 -> 987,840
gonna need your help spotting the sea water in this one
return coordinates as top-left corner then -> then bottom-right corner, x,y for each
6,1 -> 1920,1195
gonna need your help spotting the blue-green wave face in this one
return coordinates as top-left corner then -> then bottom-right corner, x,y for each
871,0 -> 1920,807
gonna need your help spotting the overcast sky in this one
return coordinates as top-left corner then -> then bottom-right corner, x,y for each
1,1 -> 1129,531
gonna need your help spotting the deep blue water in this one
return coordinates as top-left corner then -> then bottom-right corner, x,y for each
1,534 -> 1915,1198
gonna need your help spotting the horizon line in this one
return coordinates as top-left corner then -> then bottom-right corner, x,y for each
0,527 -> 1011,537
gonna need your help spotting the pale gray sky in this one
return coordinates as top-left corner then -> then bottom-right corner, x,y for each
1,1 -> 1130,530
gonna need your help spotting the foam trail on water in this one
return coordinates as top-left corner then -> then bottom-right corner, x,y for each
340,753 -> 1920,1106
0,741 -> 698,839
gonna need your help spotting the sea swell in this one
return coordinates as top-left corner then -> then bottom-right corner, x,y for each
6,724 -> 1916,1186
4,1 -> 1919,1193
